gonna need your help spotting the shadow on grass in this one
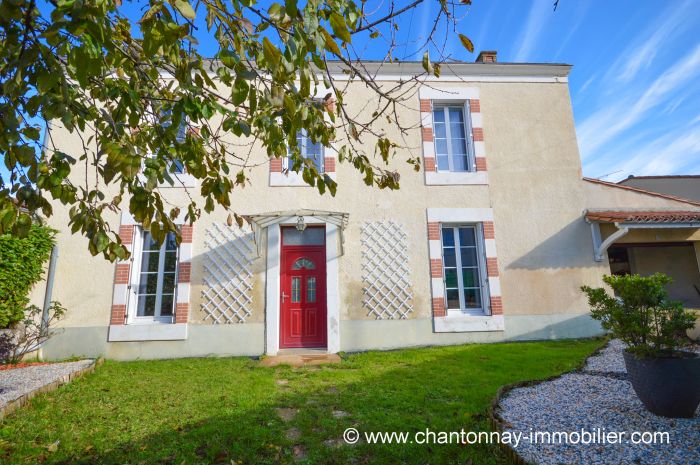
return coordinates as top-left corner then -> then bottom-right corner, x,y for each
1,339 -> 603,465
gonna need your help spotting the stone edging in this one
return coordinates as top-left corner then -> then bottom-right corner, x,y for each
487,339 -> 610,465
0,358 -> 104,421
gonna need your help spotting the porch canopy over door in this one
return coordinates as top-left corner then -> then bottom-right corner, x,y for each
585,210 -> 700,261
242,209 -> 349,257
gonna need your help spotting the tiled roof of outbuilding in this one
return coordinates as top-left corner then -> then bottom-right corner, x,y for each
585,210 -> 700,224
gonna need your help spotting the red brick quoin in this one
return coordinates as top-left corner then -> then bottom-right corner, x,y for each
490,296 -> 503,315
114,264 -> 130,284
118,225 -> 134,245
469,99 -> 480,113
178,262 -> 191,283
270,158 -> 283,173
175,303 -> 189,323
486,257 -> 499,277
110,304 -> 126,325
432,297 -> 446,317
482,221 -> 495,239
430,258 -> 443,278
427,222 -> 440,240
181,224 -> 193,243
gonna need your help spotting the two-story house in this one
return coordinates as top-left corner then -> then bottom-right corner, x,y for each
33,51 -> 700,360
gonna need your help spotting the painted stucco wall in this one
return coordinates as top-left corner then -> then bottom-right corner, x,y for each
32,72 -> 617,359
618,176 -> 700,202
583,180 -> 700,210
626,245 -> 700,308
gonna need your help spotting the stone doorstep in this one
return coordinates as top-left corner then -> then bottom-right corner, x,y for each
260,353 -> 342,368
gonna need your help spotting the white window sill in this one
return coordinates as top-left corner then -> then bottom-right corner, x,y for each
425,171 -> 488,185
270,171 -> 336,186
434,314 -> 504,333
159,173 -> 196,188
108,323 -> 188,342
137,173 -> 196,188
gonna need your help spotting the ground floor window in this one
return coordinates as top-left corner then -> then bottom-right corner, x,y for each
441,224 -> 488,314
131,229 -> 180,322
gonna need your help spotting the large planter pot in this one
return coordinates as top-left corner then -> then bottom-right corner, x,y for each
688,309 -> 700,341
623,350 -> 700,418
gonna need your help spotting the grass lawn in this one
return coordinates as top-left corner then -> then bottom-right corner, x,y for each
0,338 -> 603,464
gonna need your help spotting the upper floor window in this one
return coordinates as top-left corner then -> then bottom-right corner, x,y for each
432,105 -> 473,172
441,224 -> 487,314
131,230 -> 179,323
159,108 -> 187,174
289,129 -> 324,173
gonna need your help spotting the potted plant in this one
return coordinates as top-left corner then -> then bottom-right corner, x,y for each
582,273 -> 699,418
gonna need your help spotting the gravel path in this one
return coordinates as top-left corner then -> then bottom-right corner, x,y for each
0,360 -> 94,409
497,340 -> 700,465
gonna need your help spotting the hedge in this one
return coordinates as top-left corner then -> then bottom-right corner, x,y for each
0,225 -> 56,328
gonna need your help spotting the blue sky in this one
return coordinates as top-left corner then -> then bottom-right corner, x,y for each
13,0 -> 700,185
443,0 -> 700,181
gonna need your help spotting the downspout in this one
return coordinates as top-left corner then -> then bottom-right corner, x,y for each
41,245 -> 58,337
39,122 -> 57,338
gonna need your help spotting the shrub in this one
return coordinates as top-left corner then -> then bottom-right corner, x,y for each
0,303 -> 66,364
0,331 -> 13,362
0,225 -> 56,328
581,273 -> 695,357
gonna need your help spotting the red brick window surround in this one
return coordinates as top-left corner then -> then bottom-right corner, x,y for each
418,87 -> 488,185
110,223 -> 193,326
426,209 -> 503,329
269,129 -> 338,186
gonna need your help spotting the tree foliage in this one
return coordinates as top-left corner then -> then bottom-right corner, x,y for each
0,224 -> 56,328
0,0 -> 474,260
581,274 -> 696,357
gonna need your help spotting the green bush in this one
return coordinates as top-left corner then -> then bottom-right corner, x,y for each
581,273 -> 695,357
0,225 -> 56,328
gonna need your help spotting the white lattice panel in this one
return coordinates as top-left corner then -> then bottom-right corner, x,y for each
361,221 -> 414,319
201,222 -> 254,323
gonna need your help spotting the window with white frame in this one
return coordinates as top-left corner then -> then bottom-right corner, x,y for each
287,129 -> 324,173
130,229 -> 179,323
151,108 -> 187,174
432,104 -> 474,172
441,224 -> 488,314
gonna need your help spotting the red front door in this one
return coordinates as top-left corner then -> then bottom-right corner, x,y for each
280,227 -> 327,349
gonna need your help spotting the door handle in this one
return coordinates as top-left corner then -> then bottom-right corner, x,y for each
281,291 -> 288,303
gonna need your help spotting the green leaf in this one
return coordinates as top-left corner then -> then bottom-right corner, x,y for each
321,29 -> 341,56
268,3 -> 283,20
422,51 -> 433,75
15,213 -> 32,238
172,0 -> 196,20
232,78 -> 249,106
141,3 -> 162,23
262,37 -> 281,68
458,34 -> 474,53
329,13 -> 351,43
284,0 -> 297,16
94,231 -> 110,253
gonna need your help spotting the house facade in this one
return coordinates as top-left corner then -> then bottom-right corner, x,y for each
32,53 -> 700,360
